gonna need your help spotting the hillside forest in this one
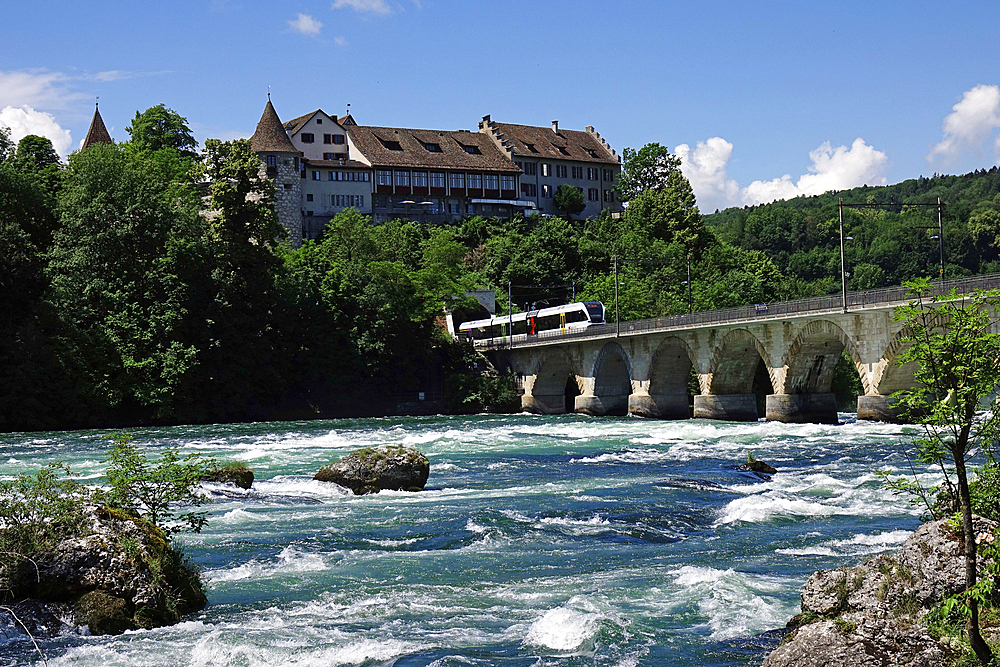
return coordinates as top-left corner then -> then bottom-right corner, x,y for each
2,107 -> 1000,432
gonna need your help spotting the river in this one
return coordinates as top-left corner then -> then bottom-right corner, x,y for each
0,413 -> 929,666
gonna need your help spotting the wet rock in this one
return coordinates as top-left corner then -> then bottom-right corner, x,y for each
4,505 -> 207,637
737,459 -> 778,475
767,517 -> 999,667
314,446 -> 429,495
202,463 -> 255,489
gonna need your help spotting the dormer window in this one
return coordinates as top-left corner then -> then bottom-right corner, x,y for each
585,148 -> 597,158
525,143 -> 538,153
557,146 -> 570,156
424,142 -> 442,152
378,137 -> 403,151
463,144 -> 481,155
266,155 -> 276,166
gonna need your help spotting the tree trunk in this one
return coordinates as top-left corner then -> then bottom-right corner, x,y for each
955,439 -> 993,665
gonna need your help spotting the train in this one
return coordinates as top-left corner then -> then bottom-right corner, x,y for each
457,301 -> 606,343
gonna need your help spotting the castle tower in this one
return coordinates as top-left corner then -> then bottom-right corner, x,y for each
81,102 -> 113,150
250,98 -> 303,247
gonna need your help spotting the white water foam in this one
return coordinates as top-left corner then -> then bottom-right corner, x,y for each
524,603 -> 604,652
206,546 -> 330,584
777,529 -> 913,557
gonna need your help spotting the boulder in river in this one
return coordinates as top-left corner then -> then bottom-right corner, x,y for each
202,461 -> 255,489
1,505 -> 207,638
314,446 -> 429,495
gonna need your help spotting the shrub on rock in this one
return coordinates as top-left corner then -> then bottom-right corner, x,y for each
315,446 -> 429,495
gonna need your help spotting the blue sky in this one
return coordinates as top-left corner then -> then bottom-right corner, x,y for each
3,0 -> 999,212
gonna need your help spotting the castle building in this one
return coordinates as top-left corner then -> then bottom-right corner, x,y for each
282,109 -> 373,240
478,115 -> 622,219
250,99 -> 303,247
344,124 -> 526,223
250,99 -> 622,246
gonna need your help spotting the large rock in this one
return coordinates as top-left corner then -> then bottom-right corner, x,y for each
314,446 -> 429,495
768,517 -> 999,667
2,506 -> 207,637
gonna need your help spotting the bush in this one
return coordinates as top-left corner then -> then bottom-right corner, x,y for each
102,433 -> 210,535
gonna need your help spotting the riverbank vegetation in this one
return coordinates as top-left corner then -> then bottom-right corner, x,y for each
3,109 -> 1000,431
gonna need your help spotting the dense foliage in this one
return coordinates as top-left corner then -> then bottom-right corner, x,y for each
3,107 -> 1000,431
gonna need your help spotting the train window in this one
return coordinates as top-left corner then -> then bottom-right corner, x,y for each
513,319 -> 527,335
585,303 -> 605,322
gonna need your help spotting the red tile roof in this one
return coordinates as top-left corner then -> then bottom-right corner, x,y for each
347,125 -> 520,173
81,104 -> 113,150
250,100 -> 298,153
483,120 -> 619,165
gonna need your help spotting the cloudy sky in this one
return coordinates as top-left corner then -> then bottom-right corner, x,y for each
3,0 -> 999,212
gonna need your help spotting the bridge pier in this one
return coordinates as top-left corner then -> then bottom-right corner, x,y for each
575,393 -> 628,416
693,394 -> 758,421
521,394 -> 566,414
765,393 -> 838,424
857,394 -> 903,422
628,392 -> 690,419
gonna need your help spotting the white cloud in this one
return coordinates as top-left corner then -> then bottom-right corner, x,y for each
0,106 -> 73,158
927,84 -> 1000,165
332,0 -> 392,15
0,70 -> 80,110
675,137 -> 740,211
289,13 -> 323,36
677,137 -> 890,211
334,35 -> 348,47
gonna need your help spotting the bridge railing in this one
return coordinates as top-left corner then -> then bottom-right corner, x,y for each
474,272 -> 1000,350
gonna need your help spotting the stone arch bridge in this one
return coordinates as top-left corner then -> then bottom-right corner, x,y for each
480,275 -> 1000,424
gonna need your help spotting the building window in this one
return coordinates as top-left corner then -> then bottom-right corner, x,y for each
522,162 -> 537,176
450,172 -> 465,189
587,168 -> 597,180
430,172 -> 445,188
316,118 -> 322,124
301,133 -> 315,143
525,143 -> 538,153
603,189 -> 612,202
463,144 -> 481,154
484,174 -> 499,190
375,196 -> 387,209
306,193 -> 314,202
424,142 -> 441,152
394,170 -> 410,187
306,210 -> 313,216
333,135 -> 345,145
413,171 -> 428,187
541,163 -> 551,177
376,170 -> 392,186
324,134 -> 332,144
266,155 -> 276,166
312,171 -> 321,180
500,174 -> 516,190
521,183 -> 537,197
603,169 -> 613,181
467,173 -> 482,189
542,184 -> 552,198
283,183 -> 292,190
588,188 -> 599,201
556,164 -> 567,178
328,171 -> 335,181
572,166 -> 583,179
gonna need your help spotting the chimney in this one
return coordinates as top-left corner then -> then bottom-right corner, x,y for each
551,120 -> 559,133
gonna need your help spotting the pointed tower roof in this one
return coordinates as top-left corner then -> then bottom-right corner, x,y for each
250,98 -> 298,153
81,103 -> 113,150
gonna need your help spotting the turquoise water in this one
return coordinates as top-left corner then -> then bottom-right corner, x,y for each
0,414 -> 928,666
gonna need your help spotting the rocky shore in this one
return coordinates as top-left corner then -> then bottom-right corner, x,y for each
764,517 -> 999,667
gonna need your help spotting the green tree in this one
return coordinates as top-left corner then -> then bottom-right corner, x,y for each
102,433 -> 210,535
616,142 -> 682,202
126,104 -> 198,159
0,126 -> 14,163
554,183 -> 586,218
12,134 -> 62,201
893,280 -> 1000,666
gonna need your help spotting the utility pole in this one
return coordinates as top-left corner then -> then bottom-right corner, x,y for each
614,254 -> 619,337
839,198 -> 848,312
937,197 -> 944,280
686,253 -> 693,314
508,281 -> 512,350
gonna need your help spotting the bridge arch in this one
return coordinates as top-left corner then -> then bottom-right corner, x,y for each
783,319 -> 869,395
648,336 -> 696,397
523,347 -> 579,414
873,310 -> 951,395
707,329 -> 773,394
577,342 -> 632,416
